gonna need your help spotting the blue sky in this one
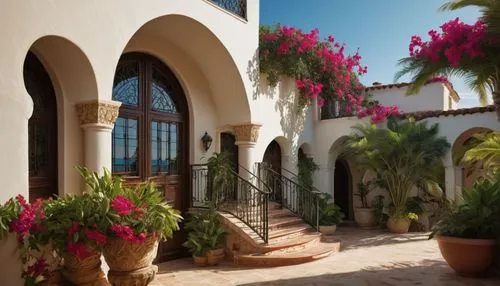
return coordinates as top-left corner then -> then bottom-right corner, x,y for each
260,0 -> 482,108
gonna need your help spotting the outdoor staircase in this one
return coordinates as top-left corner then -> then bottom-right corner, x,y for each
222,202 -> 340,267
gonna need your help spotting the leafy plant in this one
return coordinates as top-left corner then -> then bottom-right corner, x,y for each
458,131 -> 500,179
318,193 -> 345,226
373,195 -> 388,227
355,180 -> 376,208
297,155 -> 319,189
430,176 -> 500,239
76,166 -> 182,247
207,152 -> 235,207
182,205 -> 225,257
344,118 -> 450,219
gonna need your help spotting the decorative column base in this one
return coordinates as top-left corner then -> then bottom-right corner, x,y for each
107,265 -> 158,286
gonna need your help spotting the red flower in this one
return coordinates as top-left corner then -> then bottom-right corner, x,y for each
84,228 -> 107,245
110,224 -> 135,241
26,258 -> 48,277
110,195 -> 134,216
66,242 -> 92,259
67,222 -> 80,238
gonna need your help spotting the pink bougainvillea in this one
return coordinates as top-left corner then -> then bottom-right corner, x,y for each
66,242 -> 92,259
110,195 -> 134,216
409,18 -> 488,67
9,196 -> 45,242
84,227 -> 107,245
259,25 -> 400,123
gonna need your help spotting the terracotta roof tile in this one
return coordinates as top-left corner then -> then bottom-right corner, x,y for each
398,105 -> 496,121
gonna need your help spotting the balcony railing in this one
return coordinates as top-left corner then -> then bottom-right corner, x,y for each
209,0 -> 247,19
320,99 -> 354,120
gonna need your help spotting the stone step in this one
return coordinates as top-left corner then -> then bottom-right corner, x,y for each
235,239 -> 341,267
268,224 -> 314,241
268,217 -> 305,231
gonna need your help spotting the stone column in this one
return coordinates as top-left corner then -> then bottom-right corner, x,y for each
233,123 -> 261,178
444,165 -> 457,201
75,100 -> 121,174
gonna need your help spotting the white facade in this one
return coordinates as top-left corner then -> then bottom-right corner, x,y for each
0,1 -> 498,283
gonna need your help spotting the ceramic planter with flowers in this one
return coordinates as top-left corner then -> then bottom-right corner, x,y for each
0,195 -> 63,286
78,167 -> 182,285
317,193 -> 344,235
429,178 -> 500,277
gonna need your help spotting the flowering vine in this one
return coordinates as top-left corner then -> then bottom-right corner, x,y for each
259,24 -> 400,123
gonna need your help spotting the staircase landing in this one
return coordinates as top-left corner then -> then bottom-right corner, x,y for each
220,202 -> 340,267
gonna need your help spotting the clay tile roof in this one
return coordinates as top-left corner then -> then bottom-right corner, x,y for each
398,105 -> 496,121
364,81 -> 460,102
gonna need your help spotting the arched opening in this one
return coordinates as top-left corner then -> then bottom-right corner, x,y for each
24,51 -> 58,202
111,52 -> 189,261
220,132 -> 238,172
263,140 -> 282,174
452,127 -> 493,190
334,157 -> 352,220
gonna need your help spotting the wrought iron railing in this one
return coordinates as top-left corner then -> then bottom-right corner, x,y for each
209,0 -> 247,19
320,99 -> 354,120
256,163 -> 320,231
190,164 -> 270,242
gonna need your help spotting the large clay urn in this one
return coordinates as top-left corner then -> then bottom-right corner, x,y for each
436,236 -> 496,277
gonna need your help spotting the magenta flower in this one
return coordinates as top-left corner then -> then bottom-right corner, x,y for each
66,242 -> 92,259
84,228 -> 107,245
110,195 -> 134,216
110,224 -> 135,241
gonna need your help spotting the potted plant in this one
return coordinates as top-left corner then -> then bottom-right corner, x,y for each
78,167 -> 182,285
41,193 -> 108,285
318,193 -> 345,235
344,118 -> 450,234
353,179 -> 376,228
430,177 -> 500,277
183,205 -> 226,266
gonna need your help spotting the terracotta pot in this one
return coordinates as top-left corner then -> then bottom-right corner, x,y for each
436,236 -> 497,277
354,208 -> 376,228
207,248 -> 225,265
103,236 -> 158,285
319,225 -> 337,235
39,271 -> 62,286
193,255 -> 208,266
386,217 -> 411,234
62,246 -> 106,285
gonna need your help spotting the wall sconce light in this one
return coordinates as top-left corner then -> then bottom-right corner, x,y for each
201,131 -> 213,151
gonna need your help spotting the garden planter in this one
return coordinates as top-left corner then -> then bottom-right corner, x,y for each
62,246 -> 106,285
207,248 -> 225,265
103,236 -> 159,286
386,217 -> 410,234
319,225 -> 337,235
354,208 -> 375,228
436,236 -> 496,277
39,271 -> 62,286
193,256 -> 208,266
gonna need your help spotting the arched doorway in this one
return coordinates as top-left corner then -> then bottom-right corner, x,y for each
111,52 -> 189,261
220,132 -> 238,172
24,51 -> 58,202
263,140 -> 282,201
334,158 -> 352,220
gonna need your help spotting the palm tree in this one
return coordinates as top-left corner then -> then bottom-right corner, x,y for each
344,118 -> 450,220
395,0 -> 500,121
457,131 -> 500,179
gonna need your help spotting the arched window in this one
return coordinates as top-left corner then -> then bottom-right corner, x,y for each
111,53 -> 186,180
24,52 -> 58,202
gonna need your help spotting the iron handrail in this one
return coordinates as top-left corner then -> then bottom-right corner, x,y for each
280,167 -> 322,194
256,163 -> 320,231
238,164 -> 273,195
190,164 -> 269,242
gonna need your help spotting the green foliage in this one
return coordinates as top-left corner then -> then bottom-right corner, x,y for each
207,152 -> 235,207
430,175 -> 500,239
318,193 -> 345,225
77,166 -> 182,242
344,118 -> 450,218
373,195 -> 389,227
458,131 -> 500,179
297,155 -> 319,189
356,180 -> 376,208
182,206 -> 225,257
0,198 -> 19,239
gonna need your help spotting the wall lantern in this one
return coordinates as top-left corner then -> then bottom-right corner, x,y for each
201,131 -> 213,151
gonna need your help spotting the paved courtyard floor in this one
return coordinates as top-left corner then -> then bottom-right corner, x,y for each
151,227 -> 500,286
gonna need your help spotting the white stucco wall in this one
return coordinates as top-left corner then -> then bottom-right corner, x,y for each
370,83 -> 454,113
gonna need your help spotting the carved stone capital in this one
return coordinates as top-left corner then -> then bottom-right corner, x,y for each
75,100 -> 121,127
233,123 -> 262,143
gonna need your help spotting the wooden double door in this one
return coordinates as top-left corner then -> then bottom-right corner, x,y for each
112,53 -> 189,261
